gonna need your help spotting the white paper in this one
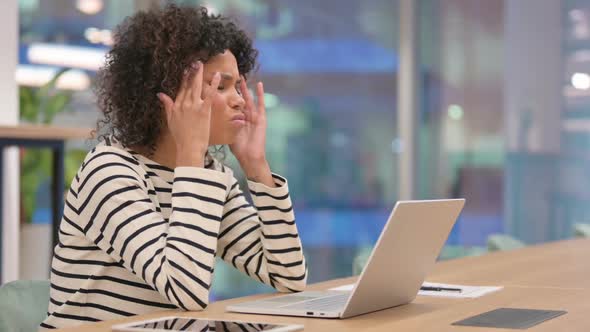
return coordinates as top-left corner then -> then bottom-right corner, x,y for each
329,284 -> 356,291
329,282 -> 503,298
418,282 -> 503,298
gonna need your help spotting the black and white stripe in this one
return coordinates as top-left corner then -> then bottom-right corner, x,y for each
114,317 -> 275,331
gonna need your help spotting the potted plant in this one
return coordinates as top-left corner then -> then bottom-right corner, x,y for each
18,69 -> 87,279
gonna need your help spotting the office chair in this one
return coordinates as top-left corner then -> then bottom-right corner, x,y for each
0,280 -> 50,332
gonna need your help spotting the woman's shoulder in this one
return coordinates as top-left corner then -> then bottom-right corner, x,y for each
80,137 -> 144,174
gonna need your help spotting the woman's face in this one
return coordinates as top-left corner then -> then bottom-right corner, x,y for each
201,50 -> 246,146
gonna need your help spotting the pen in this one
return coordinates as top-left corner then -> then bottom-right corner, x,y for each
420,286 -> 462,292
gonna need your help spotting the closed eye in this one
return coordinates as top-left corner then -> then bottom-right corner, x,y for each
213,74 -> 241,94
238,79 -> 246,93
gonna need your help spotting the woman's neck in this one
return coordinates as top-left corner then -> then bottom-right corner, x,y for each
133,131 -> 209,169
152,139 -> 178,169
132,131 -> 177,169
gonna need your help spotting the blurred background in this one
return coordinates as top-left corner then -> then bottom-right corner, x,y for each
2,0 -> 590,301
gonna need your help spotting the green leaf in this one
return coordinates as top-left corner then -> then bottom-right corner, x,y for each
43,92 -> 72,124
38,68 -> 69,97
38,68 -> 71,121
19,87 -> 40,122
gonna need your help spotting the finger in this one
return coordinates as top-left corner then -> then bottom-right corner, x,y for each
175,67 -> 194,106
239,79 -> 253,121
256,82 -> 266,116
241,78 -> 256,110
191,61 -> 203,102
157,92 -> 174,121
157,92 -> 174,110
202,72 -> 221,111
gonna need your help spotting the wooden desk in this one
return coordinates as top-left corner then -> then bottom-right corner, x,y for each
429,238 -> 590,289
0,125 -> 91,281
54,238 -> 590,331
0,125 -> 91,140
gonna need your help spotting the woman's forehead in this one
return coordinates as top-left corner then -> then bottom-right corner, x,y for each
205,50 -> 237,68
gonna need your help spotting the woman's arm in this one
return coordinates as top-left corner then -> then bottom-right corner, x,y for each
73,148 -> 228,310
217,171 -> 307,292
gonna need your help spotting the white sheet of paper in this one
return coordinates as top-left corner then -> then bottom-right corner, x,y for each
328,282 -> 503,298
329,284 -> 355,291
418,282 -> 503,298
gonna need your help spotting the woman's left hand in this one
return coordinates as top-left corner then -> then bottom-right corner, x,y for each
229,79 -> 275,186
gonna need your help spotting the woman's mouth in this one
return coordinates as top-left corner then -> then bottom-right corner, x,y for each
231,114 -> 246,126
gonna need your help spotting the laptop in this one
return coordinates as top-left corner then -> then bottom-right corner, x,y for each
226,199 -> 465,319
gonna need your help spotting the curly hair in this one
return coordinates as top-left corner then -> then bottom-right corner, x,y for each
94,4 -> 258,154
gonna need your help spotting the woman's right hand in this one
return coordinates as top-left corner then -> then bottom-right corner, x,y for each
157,61 -> 221,167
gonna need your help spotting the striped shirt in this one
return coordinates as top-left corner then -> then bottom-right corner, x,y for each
41,138 -> 307,329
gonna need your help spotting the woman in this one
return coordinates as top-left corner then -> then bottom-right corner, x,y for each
41,4 -> 306,329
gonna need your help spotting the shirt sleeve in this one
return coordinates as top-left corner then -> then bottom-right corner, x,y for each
73,148 -> 229,310
217,172 -> 307,292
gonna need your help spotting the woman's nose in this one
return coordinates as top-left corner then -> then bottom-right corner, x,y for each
231,92 -> 245,110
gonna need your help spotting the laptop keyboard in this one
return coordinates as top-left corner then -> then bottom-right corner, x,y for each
280,293 -> 350,311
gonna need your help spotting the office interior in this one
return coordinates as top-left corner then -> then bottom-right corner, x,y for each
0,0 -> 589,330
